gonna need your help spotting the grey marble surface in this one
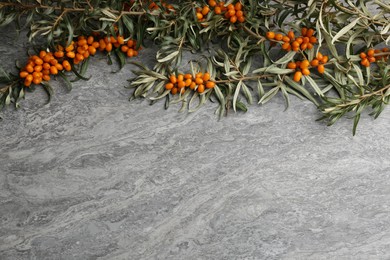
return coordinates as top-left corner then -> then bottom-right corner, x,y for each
1,24 -> 390,260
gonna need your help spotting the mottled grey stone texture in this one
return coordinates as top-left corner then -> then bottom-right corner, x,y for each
1,24 -> 390,260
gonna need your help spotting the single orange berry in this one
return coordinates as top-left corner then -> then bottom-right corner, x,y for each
105,43 -> 113,52
19,71 -> 29,78
185,78 -> 192,87
178,81 -> 186,88
67,52 -> 76,59
206,81 -> 215,88
306,28 -> 314,37
203,72 -> 211,81
88,46 -> 97,55
317,64 -> 325,74
307,43 -> 313,50
197,84 -> 205,93
287,62 -> 296,69
33,77 -> 42,85
202,6 -> 210,15
26,64 -> 34,73
296,37 -> 303,44
195,77 -> 203,85
92,42 -> 100,49
368,56 -> 376,63
190,82 -> 196,90
310,59 -> 319,67
196,72 -> 203,78
50,66 -> 58,75
282,42 -> 290,50
34,65 -> 43,72
282,36 -> 291,42
55,63 -> 63,71
236,10 -> 244,18
322,55 -> 329,63
54,51 -> 64,58
367,49 -> 375,57
171,87 -> 178,95
177,74 -> 184,82
302,68 -> 310,76
26,74 -> 33,82
316,52 -> 324,61
300,60 -> 310,69
235,2 -> 242,10
309,36 -> 317,44
170,75 -> 177,84
165,83 -> 174,90
196,12 -> 203,20
76,53 -> 84,61
39,51 -> 47,58
209,0 -> 217,7
238,16 -> 245,23
266,32 -> 275,39
42,69 -> 50,75
43,75 -> 51,81
34,58 -> 43,65
288,31 -> 295,40
184,73 -> 192,79
275,34 -> 283,41
214,6 -> 222,14
228,9 -> 236,17
301,27 -> 308,36
300,43 -> 308,50
127,49 -> 134,57
293,71 -> 302,82
227,3 -> 234,10
117,36 -> 125,45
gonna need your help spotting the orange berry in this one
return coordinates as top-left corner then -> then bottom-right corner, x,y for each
55,63 -> 63,71
303,37 -> 310,43
300,60 -> 310,69
282,42 -> 290,50
235,2 -> 242,10
196,72 -> 203,78
227,3 -> 234,10
26,64 -> 34,73
292,41 -> 300,48
288,31 -> 295,40
203,72 -> 211,81
310,59 -> 319,67
33,77 -> 42,85
293,71 -> 302,82
316,52 -> 324,61
77,46 -> 85,54
50,66 -> 58,75
228,9 -> 236,17
197,84 -> 205,93
302,68 -> 310,76
65,44 -> 74,52
195,77 -> 203,84
117,36 -> 125,45
171,87 -> 178,95
185,78 -> 192,87
120,45 -> 128,53
78,39 -> 87,46
309,36 -> 317,44
306,28 -> 314,37
34,58 -> 43,65
300,43 -> 308,50
287,62 -> 296,69
105,43 -> 113,52
282,36 -> 291,42
238,16 -> 245,23
367,49 -> 375,57
43,54 -> 52,63
43,75 -> 51,81
359,52 -> 367,59
87,36 -> 94,45
296,37 -> 303,44
322,55 -> 329,63
301,27 -> 308,36
126,49 -> 134,57
170,75 -> 177,84
26,74 -> 33,82
317,64 -> 325,74
214,6 -> 222,14
202,6 -> 210,15
165,83 -> 174,90
275,34 -> 283,41
190,82 -> 196,90
19,71 -> 29,78
76,53 -> 84,61
49,59 -> 58,66
133,50 -> 138,56
209,0 -> 217,7
178,81 -> 186,88
99,39 -> 106,51
196,12 -> 203,20
266,31 -> 275,39
34,65 -> 42,72
177,74 -> 184,82
184,73 -> 192,79
39,50 -> 47,58
66,52 -> 76,59
307,43 -> 313,50
92,41 -> 100,49
368,56 -> 376,63
88,46 -> 97,55
236,10 -> 244,18
32,71 -> 41,78
42,69 -> 50,75
206,81 -> 215,88
54,51 -> 64,58
24,79 -> 32,87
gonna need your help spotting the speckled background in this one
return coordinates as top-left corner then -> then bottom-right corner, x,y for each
1,20 -> 390,260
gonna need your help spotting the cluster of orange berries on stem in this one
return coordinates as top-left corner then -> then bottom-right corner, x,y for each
165,72 -> 215,95
148,0 -> 175,12
267,27 -> 317,52
196,1 -> 245,24
19,34 -> 140,87
287,52 -> 328,82
360,48 -> 389,67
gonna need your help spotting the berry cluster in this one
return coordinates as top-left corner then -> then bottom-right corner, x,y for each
19,51 -> 71,87
360,48 -> 389,67
19,34 -> 140,87
148,0 -> 175,12
287,52 -> 328,82
266,27 -> 317,52
196,1 -> 245,24
165,72 -> 215,95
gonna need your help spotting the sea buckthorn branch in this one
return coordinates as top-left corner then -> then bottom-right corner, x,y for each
0,0 -> 390,135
